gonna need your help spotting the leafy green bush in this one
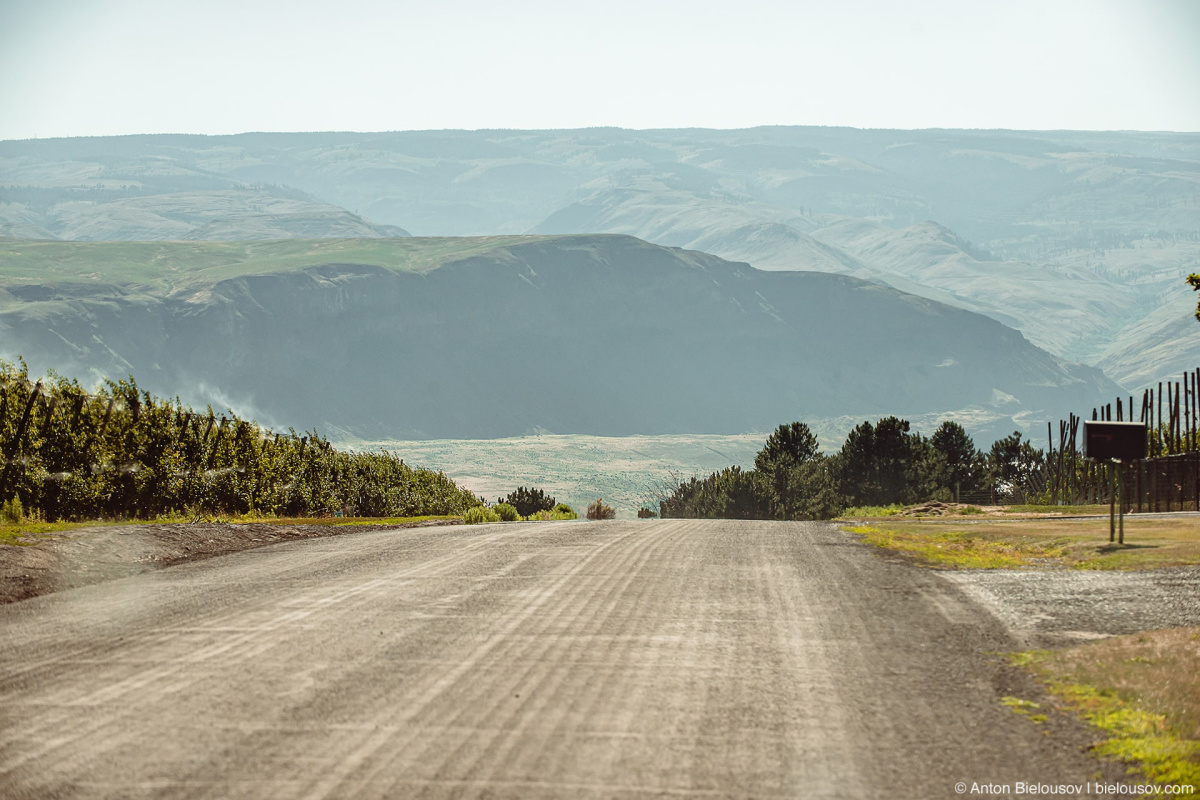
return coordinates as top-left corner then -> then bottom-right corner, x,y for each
586,499 -> 615,520
501,486 -> 555,517
840,504 -> 905,518
464,506 -> 501,525
527,509 -> 553,521
0,359 -> 481,521
1,497 -> 22,524
551,503 -> 577,520
659,467 -> 770,520
494,502 -> 520,521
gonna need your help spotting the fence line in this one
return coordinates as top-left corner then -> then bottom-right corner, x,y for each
1037,366 -> 1200,510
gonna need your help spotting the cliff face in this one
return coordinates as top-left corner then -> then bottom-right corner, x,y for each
0,235 -> 1119,439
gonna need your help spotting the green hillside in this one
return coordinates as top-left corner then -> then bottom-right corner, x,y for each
0,235 -> 559,291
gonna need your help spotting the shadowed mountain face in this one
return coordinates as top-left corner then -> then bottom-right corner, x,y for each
3,127 -> 1196,386
0,236 -> 1118,440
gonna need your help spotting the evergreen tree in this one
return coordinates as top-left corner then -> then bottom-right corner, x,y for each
754,422 -> 821,519
501,486 -> 555,517
837,417 -> 936,506
929,421 -> 982,500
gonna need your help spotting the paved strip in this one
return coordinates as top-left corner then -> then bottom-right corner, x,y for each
0,520 -> 1123,798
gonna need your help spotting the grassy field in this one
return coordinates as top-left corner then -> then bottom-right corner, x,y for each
842,503 -> 1112,518
844,515 -> 1200,570
1011,629 -> 1200,789
0,235 -> 560,289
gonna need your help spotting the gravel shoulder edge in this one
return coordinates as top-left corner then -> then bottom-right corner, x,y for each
0,518 -> 464,605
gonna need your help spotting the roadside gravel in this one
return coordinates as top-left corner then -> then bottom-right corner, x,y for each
939,567 -> 1200,648
0,519 -> 461,604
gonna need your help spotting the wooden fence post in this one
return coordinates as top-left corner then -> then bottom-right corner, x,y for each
0,381 -> 42,499
39,395 -> 59,440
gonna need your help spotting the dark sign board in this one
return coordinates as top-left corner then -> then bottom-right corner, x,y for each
1084,421 -> 1147,461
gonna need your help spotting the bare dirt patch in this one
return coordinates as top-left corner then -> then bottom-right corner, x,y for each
0,518 -> 461,604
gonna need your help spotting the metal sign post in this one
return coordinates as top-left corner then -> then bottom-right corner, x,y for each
1084,421 -> 1147,546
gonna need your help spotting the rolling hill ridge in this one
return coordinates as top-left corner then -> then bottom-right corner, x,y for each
0,235 -> 1120,442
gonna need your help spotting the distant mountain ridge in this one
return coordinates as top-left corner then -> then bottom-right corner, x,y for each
0,183 -> 409,241
0,235 -> 1119,443
2,126 -> 1197,385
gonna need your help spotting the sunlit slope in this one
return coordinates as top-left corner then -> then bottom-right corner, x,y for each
0,234 -> 1121,439
0,235 -> 556,288
807,219 -> 1157,366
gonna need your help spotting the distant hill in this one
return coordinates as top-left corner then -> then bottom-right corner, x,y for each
532,179 -> 863,275
2,127 -> 1197,385
0,235 -> 1119,442
806,219 -> 1153,366
1098,287 -> 1200,389
0,183 -> 409,241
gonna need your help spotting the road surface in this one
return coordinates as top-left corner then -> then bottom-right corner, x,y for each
0,520 -> 1123,798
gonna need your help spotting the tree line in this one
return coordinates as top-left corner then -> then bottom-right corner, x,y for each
658,418 -> 1045,520
0,360 -> 480,521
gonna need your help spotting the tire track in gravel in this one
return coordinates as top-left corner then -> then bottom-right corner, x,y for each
383,526 -> 682,799
0,524 -> 518,791
291,524 -> 661,800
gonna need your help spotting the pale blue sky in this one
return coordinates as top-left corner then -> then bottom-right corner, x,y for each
1,0 -> 1198,139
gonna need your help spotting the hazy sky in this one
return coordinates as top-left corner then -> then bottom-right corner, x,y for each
1,0 -> 1198,139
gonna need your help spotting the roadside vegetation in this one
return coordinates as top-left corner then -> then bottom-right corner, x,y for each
0,513 -> 459,550
844,517 -> 1200,570
1009,629 -> 1200,790
0,360 -> 480,523
586,499 -> 616,520
658,418 -> 1049,521
497,486 -> 556,517
463,492 -> 577,524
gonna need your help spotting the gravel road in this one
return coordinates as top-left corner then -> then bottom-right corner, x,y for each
0,520 -> 1137,799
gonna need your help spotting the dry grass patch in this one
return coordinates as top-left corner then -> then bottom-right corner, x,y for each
845,516 -> 1200,570
1013,628 -> 1200,789
840,503 -> 1113,519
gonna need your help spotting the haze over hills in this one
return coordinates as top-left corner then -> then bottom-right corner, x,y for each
0,235 -> 1119,444
0,161 -> 409,241
2,126 -> 1196,387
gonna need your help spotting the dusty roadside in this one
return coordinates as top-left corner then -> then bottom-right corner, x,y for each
0,518 -> 462,604
838,511 -> 1200,792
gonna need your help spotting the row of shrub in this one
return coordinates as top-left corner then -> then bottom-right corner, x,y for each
463,501 -> 579,525
0,360 -> 481,521
460,484 -> 580,524
656,418 -> 1045,520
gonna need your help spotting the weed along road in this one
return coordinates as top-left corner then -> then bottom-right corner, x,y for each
0,520 -> 1122,799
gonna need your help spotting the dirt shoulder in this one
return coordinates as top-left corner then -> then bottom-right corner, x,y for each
838,512 -> 1200,791
0,517 -> 462,605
